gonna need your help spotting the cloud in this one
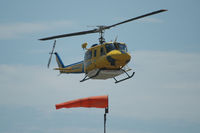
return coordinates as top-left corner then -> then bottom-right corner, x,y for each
0,50 -> 200,123
112,51 -> 200,121
0,64 -> 109,108
0,20 -> 76,39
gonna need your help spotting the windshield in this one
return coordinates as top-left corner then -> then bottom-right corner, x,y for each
105,43 -> 117,53
105,43 -> 127,53
117,43 -> 127,52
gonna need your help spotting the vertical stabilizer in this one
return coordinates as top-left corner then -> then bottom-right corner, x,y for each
54,52 -> 65,68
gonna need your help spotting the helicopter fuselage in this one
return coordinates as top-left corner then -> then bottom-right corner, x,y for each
54,42 -> 131,80
83,42 -> 131,79
84,42 -> 130,70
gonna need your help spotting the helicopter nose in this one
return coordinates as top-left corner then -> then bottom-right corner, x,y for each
107,50 -> 131,66
111,51 -> 130,60
118,52 -> 131,64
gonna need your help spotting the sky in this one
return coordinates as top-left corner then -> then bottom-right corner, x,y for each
0,0 -> 200,133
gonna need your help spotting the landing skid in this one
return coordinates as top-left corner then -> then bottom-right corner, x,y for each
80,69 -> 135,83
80,69 -> 101,82
113,69 -> 135,84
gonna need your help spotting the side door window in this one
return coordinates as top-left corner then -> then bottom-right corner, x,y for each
84,50 -> 92,60
93,49 -> 97,57
100,47 -> 105,56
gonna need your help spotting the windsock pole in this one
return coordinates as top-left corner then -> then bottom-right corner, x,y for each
104,107 -> 109,133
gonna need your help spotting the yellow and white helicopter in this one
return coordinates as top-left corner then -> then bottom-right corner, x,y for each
39,9 -> 167,83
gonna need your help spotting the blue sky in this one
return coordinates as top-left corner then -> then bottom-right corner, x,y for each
0,0 -> 200,133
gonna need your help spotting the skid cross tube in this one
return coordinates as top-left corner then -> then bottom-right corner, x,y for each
113,69 -> 135,83
80,69 -> 101,82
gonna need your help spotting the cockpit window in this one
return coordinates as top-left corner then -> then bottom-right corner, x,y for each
117,43 -> 127,52
105,43 -> 117,53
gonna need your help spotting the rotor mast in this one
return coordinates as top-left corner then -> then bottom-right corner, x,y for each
98,26 -> 106,44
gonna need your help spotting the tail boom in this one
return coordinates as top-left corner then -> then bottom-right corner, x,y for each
54,52 -> 84,74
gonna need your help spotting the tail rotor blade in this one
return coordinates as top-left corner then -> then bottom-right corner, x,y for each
47,40 -> 56,68
47,53 -> 53,68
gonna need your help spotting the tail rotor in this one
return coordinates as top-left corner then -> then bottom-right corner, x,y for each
47,40 -> 56,68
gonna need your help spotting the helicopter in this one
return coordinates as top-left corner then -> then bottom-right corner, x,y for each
39,9 -> 167,83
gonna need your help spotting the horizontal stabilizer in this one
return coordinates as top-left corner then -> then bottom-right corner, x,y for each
54,67 -> 72,71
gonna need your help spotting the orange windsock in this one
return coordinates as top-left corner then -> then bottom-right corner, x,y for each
55,95 -> 108,110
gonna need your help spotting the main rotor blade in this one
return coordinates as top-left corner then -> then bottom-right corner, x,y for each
39,29 -> 99,41
106,9 -> 167,29
39,9 -> 167,41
